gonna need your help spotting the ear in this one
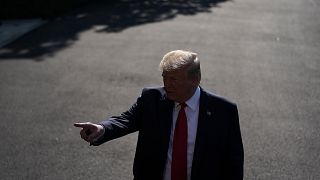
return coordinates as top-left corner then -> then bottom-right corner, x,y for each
192,75 -> 201,86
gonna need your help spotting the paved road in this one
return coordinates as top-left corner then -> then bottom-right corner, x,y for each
0,0 -> 319,179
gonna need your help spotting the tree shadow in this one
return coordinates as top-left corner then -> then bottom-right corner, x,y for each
0,0 -> 231,61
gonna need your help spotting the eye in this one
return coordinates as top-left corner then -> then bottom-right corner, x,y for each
171,77 -> 177,81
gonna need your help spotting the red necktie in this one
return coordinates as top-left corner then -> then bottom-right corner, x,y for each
171,103 -> 188,180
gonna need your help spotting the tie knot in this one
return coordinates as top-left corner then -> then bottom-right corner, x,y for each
180,102 -> 187,109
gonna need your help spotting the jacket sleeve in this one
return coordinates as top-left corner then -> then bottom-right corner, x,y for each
91,92 -> 144,146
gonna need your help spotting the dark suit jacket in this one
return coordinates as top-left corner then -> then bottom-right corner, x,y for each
93,87 -> 244,180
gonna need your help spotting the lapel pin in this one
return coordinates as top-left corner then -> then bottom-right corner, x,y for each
160,95 -> 166,101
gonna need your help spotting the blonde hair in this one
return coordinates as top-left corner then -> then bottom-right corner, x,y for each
159,50 -> 201,78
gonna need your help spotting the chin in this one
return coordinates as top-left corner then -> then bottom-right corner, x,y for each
167,94 -> 177,101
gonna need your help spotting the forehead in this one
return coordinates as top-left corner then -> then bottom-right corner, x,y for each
162,68 -> 187,77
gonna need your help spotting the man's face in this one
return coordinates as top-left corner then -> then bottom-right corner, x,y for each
162,67 -> 199,103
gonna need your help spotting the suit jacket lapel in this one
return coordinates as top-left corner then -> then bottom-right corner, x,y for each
191,88 -> 213,179
158,94 -> 174,174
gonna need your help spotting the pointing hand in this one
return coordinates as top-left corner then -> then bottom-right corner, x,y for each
74,122 -> 104,143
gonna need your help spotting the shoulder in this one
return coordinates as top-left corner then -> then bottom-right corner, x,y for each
140,86 -> 166,100
201,88 -> 237,109
141,86 -> 165,95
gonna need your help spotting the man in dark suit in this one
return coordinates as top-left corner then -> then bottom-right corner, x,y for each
75,50 -> 244,180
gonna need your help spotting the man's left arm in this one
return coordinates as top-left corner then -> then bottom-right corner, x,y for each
227,104 -> 244,180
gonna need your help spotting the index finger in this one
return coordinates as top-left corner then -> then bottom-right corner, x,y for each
74,122 -> 90,128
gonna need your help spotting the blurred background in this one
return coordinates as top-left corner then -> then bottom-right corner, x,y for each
0,0 -> 319,179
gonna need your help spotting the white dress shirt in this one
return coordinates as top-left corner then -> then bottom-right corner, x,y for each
163,87 -> 200,180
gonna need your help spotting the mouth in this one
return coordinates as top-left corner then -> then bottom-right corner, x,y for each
167,92 -> 173,96
165,89 -> 174,94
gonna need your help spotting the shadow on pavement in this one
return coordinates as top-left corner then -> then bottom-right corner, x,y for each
0,0 -> 230,60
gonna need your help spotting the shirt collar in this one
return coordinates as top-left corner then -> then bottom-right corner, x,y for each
175,86 -> 200,111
